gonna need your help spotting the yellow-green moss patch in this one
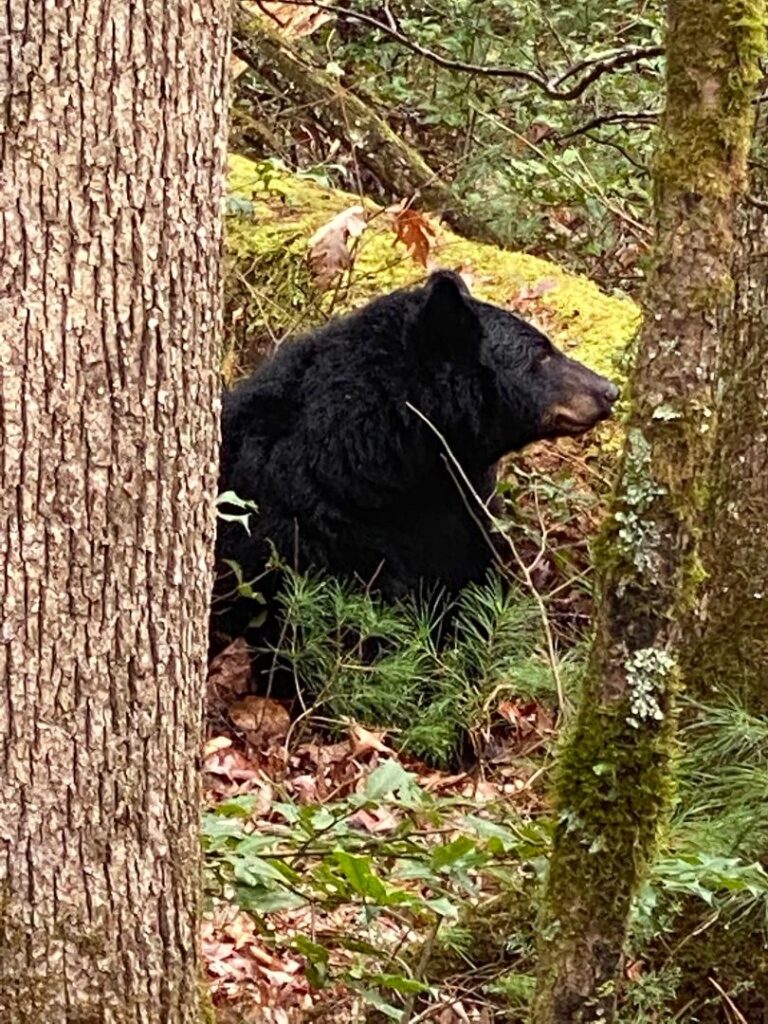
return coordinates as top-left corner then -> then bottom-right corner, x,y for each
224,154 -> 640,380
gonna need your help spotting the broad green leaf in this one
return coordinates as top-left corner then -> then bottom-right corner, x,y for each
364,759 -> 414,799
234,884 -> 307,914
431,835 -> 477,872
216,795 -> 259,818
333,851 -> 388,901
365,973 -> 431,994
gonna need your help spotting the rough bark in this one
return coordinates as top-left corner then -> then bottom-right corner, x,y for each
694,133 -> 768,709
0,1 -> 229,1021
531,3 -> 764,1022
231,5 -> 503,247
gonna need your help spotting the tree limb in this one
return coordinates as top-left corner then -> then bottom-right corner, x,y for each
556,110 -> 660,141
272,0 -> 664,101
232,4 -> 505,246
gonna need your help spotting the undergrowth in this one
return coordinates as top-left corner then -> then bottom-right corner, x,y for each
207,545 -> 768,1020
269,568 -> 579,765
203,686 -> 768,1022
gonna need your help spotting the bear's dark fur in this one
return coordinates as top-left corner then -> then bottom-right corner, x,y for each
213,271 -> 618,643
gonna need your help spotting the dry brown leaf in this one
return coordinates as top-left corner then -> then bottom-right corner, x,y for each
203,746 -> 265,803
204,747 -> 258,779
314,739 -> 354,766
346,806 -> 399,833
388,202 -> 436,266
204,940 -> 236,964
307,205 -> 367,290
462,779 -> 498,803
290,773 -> 320,804
625,959 -> 644,983
525,120 -> 554,144
348,721 -> 392,756
230,695 -> 291,746
244,1 -> 333,38
511,278 -> 558,305
497,699 -> 540,735
204,735 -> 233,758
208,638 -> 253,703
421,771 -> 469,792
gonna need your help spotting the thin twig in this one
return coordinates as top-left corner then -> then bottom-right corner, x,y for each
708,977 -> 749,1024
471,106 -> 652,242
405,402 -> 568,715
399,920 -> 440,1023
270,0 -> 663,100
556,109 -> 659,141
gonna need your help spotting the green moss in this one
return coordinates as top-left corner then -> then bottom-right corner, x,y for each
422,885 -> 537,982
532,685 -> 679,1021
224,154 -> 640,380
656,1 -> 764,205
551,692 -> 677,902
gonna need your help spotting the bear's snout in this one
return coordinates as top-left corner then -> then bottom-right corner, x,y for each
542,360 -> 620,437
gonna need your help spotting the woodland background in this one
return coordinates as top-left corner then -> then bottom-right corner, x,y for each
3,2 -> 767,1023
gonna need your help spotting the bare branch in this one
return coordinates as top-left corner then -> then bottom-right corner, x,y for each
556,110 -> 660,141
273,0 -> 664,101
232,5 -> 504,245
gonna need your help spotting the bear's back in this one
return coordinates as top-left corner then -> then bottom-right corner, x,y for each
220,288 -> 417,487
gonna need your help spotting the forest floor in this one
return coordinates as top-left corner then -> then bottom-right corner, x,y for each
201,433 -> 611,1024
200,158 -> 635,1022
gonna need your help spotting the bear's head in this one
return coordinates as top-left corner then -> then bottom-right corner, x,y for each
411,270 -> 620,462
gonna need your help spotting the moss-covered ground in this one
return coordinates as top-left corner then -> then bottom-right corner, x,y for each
224,153 -> 640,384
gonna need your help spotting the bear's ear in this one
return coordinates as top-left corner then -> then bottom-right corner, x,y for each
414,270 -> 480,358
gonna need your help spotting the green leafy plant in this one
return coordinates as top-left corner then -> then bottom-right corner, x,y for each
271,567 -> 576,763
203,760 -> 550,1018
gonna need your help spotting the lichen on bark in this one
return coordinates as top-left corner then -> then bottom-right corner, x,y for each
692,115 -> 768,709
531,3 -> 765,1022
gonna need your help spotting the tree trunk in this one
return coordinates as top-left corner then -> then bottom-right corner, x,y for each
0,2 -> 229,1021
231,6 -> 504,247
531,3 -> 764,1022
694,128 -> 768,709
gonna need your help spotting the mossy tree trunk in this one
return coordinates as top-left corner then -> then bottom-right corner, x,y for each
231,5 -> 503,246
0,1 -> 228,1020
693,119 -> 768,709
531,3 -> 764,1022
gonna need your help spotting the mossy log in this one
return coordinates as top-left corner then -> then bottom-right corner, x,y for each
223,153 -> 640,381
231,5 -> 504,247
532,3 -> 765,1022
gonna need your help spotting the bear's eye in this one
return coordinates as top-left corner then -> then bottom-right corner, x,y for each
533,347 -> 551,368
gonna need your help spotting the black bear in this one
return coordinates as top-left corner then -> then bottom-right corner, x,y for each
214,270 -> 619,642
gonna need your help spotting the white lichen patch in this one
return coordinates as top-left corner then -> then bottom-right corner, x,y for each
614,429 -> 666,580
625,647 -> 676,728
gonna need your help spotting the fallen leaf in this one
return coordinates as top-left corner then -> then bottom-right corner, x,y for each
347,721 -> 392,756
204,735 -> 233,758
388,201 -> 436,266
208,638 -> 253,703
307,205 -> 367,290
525,120 -> 554,144
290,773 -> 320,803
510,278 -> 557,305
347,806 -> 399,833
626,959 -> 644,983
230,696 -> 292,747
